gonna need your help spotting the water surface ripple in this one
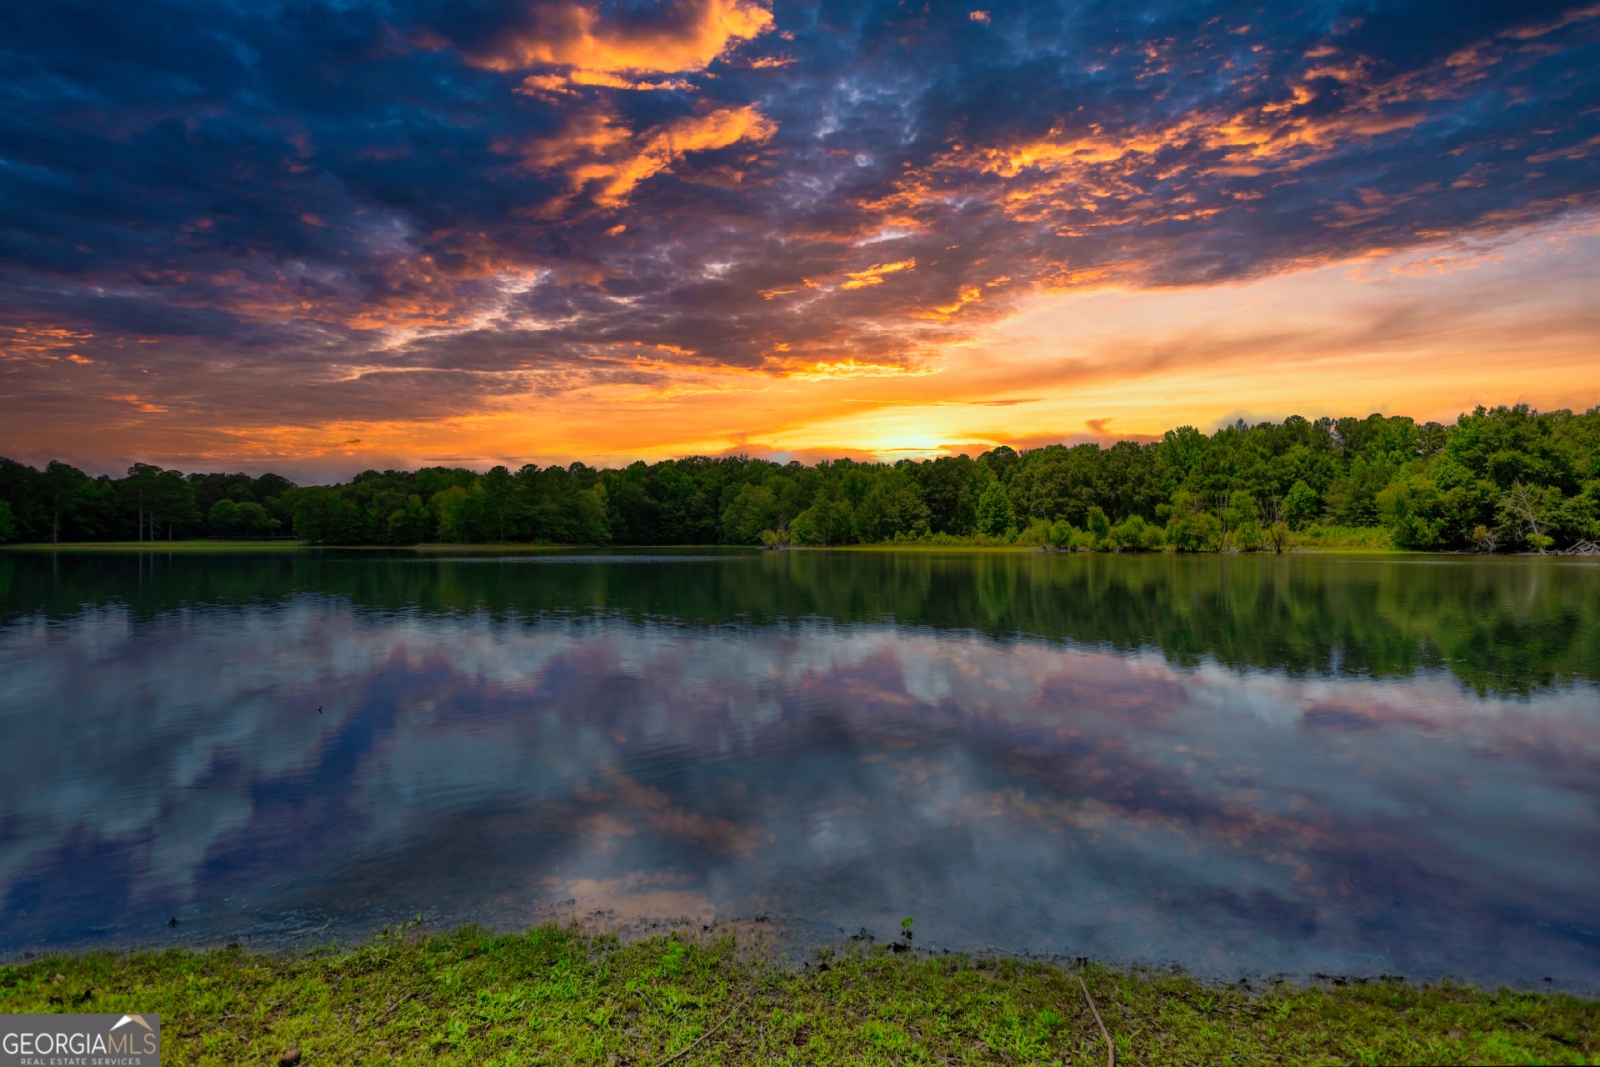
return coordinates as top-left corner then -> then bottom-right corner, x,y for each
1,549 -> 1596,988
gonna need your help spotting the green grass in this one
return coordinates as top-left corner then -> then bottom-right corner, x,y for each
822,541 -> 1035,553
3,926 -> 1594,1065
403,542 -> 593,552
1288,525 -> 1398,552
0,528 -> 1491,555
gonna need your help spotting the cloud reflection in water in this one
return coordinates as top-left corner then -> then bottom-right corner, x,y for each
1,598 -> 1597,986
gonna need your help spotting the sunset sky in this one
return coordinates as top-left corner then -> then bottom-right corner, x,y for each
2,0 -> 1599,478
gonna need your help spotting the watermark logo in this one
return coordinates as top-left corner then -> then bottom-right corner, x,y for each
1,1013 -> 160,1065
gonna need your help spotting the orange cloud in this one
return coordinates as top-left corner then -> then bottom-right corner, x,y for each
914,284 -> 982,321
869,30 -> 1538,246
839,258 -> 916,289
756,258 -> 917,299
1504,2 -> 1600,40
13,221 -> 1594,475
463,0 -> 772,95
519,71 -> 696,96
513,103 -> 777,209
1,325 -> 96,362
513,108 -> 634,170
106,394 -> 170,414
765,356 -> 940,381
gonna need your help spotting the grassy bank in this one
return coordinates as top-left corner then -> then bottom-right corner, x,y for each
0,532 -> 1509,556
3,926 -> 1595,1065
1287,525 -> 1397,551
3,527 -> 1408,554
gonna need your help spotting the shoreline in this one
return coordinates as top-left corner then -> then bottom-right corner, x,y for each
4,540 -> 1588,559
3,925 -> 1594,1064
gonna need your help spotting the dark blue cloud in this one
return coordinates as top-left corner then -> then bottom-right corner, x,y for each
0,0 -> 1597,429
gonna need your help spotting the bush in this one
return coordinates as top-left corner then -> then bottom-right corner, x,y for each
1016,518 -> 1055,548
1162,492 -> 1223,552
1107,514 -> 1163,551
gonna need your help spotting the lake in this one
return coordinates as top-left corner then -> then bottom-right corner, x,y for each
1,548 -> 1596,989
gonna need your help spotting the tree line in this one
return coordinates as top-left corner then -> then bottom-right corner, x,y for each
2,405 -> 1596,552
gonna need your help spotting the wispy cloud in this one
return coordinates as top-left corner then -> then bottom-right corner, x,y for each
0,0 -> 1597,469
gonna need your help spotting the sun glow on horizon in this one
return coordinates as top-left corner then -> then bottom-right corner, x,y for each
3,0 -> 1599,478
6,215 -> 1599,481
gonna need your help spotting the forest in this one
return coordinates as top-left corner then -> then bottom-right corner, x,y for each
1,405 -> 1597,553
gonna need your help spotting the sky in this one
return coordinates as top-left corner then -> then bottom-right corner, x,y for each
2,0 -> 1599,477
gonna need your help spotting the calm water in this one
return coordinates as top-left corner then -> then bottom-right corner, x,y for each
1,549 -> 1597,988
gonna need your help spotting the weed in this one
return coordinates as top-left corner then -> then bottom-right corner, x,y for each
1,926 -> 1594,1065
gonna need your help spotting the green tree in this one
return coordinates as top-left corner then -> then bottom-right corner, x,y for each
235,502 -> 277,536
1006,445 -> 1102,526
977,445 -> 1019,485
1161,425 -> 1209,483
44,461 -> 93,543
287,486 -> 364,544
917,456 -> 980,535
789,507 -> 823,545
1496,481 -> 1559,552
433,484 -> 486,542
566,485 -> 612,545
1377,475 -> 1447,549
210,497 -> 279,537
975,483 -> 1016,538
384,495 -> 433,544
209,498 -> 241,535
479,465 -> 520,542
0,500 -> 15,543
1162,491 -> 1222,552
790,494 -> 854,546
1225,491 -> 1263,551
720,483 -> 778,544
121,463 -> 163,541
1323,459 -> 1393,526
1548,484 -> 1599,545
1085,505 -> 1112,549
853,476 -> 929,541
1282,480 -> 1319,531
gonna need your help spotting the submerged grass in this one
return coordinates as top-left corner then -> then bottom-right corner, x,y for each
3,925 -> 1595,1065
